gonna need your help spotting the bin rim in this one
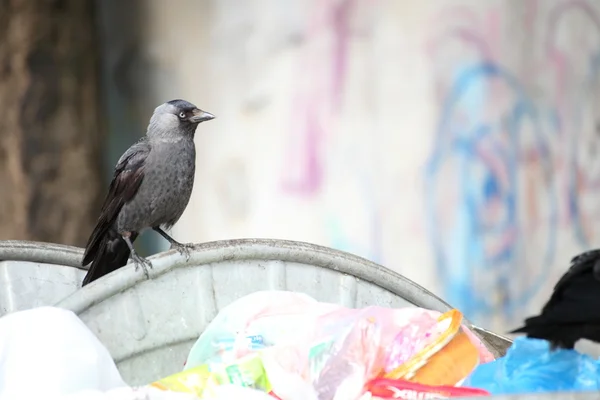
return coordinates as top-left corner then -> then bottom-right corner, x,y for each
0,240 -> 86,271
59,237 -> 455,313
55,237 -> 512,357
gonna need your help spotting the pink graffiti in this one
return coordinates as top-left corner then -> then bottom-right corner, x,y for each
544,0 -> 600,240
430,0 -> 600,233
280,0 -> 356,195
426,6 -> 498,61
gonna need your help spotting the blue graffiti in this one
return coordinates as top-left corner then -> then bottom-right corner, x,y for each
425,62 -> 558,325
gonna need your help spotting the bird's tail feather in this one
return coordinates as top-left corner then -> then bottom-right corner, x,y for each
81,231 -> 137,286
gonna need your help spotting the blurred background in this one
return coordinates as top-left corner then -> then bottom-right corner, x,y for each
1,0 -> 599,332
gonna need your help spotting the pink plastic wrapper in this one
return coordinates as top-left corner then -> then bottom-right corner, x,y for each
183,291 -> 495,400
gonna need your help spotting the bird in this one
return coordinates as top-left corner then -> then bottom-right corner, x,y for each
81,99 -> 215,286
509,249 -> 600,349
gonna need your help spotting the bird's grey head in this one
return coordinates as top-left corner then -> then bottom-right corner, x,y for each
147,99 -> 215,139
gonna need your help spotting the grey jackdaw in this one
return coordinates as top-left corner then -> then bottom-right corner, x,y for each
81,99 -> 215,286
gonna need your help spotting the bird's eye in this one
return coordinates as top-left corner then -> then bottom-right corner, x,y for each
178,111 -> 186,119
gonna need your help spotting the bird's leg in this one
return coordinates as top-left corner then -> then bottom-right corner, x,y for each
153,227 -> 193,261
122,232 -> 152,278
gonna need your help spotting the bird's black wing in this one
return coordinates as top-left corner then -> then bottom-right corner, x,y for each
539,249 -> 600,315
82,138 -> 151,266
553,250 -> 600,291
509,249 -> 600,348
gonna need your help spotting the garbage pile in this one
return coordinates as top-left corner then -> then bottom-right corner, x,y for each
3,291 -> 600,399
150,291 -> 493,399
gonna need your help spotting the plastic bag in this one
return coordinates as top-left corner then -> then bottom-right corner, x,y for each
0,306 -> 126,398
260,345 -> 319,400
179,291 -> 495,400
185,291 -> 339,368
152,352 -> 272,397
304,308 -> 484,399
464,337 -> 600,395
309,308 -> 386,400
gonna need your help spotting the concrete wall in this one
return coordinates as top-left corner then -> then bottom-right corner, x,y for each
96,0 -> 600,332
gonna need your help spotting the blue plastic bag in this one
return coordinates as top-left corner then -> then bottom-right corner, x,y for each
464,337 -> 600,395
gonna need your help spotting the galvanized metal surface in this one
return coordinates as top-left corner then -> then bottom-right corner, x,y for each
0,260 -> 86,316
57,238 -> 513,385
471,325 -> 515,359
0,240 -> 86,270
0,241 -> 87,316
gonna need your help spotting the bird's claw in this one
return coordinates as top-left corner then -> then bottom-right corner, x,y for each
131,253 -> 153,279
171,242 -> 194,261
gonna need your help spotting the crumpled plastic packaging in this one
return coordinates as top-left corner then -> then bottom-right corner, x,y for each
184,291 -> 338,368
162,291 -> 494,400
152,352 -> 273,398
184,291 -> 493,370
0,306 -> 127,398
464,336 -> 600,395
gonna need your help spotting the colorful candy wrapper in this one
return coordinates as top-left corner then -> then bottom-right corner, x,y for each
151,352 -> 271,397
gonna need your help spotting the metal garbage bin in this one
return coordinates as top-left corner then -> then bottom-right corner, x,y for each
0,241 -> 86,317
56,238 -> 513,385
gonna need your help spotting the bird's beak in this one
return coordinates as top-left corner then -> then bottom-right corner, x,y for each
189,108 -> 215,123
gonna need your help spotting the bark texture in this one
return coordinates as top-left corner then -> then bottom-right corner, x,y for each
0,0 -> 104,246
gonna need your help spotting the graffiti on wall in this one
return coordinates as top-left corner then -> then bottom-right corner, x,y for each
425,0 -> 600,326
271,0 -> 600,325
279,0 -> 356,196
278,0 -> 383,263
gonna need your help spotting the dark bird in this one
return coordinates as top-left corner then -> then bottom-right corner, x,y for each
81,99 -> 215,286
510,250 -> 600,349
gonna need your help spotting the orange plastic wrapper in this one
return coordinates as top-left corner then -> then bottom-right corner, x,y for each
383,309 -> 481,387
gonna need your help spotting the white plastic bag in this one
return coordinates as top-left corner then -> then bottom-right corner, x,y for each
0,306 -> 127,398
184,291 -> 335,368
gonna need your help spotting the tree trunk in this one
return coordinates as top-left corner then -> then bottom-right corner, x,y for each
0,0 -> 104,246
